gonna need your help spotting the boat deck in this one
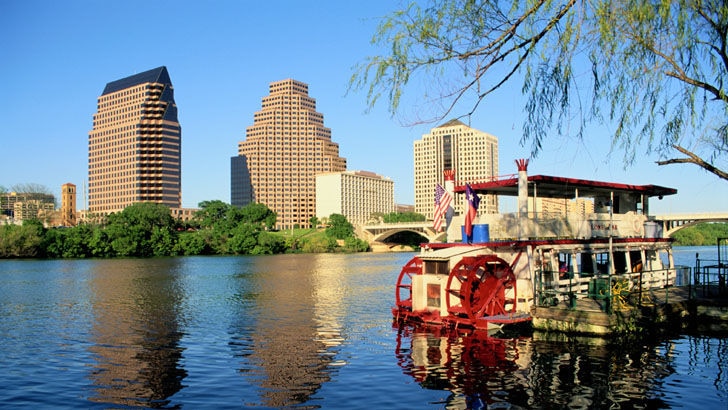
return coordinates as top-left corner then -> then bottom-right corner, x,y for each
532,286 -> 728,334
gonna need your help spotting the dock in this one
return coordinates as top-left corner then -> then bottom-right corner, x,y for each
531,286 -> 728,335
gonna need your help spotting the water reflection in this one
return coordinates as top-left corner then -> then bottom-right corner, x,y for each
87,258 -> 187,408
229,254 -> 344,408
395,324 -> 528,408
394,324 -> 705,408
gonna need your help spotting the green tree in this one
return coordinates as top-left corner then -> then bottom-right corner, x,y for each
379,211 -> 427,223
227,223 -> 260,254
300,235 -> 337,253
175,231 -> 210,255
343,236 -> 370,252
252,231 -> 286,255
195,200 -> 236,230
240,202 -> 277,229
352,0 -> 728,180
43,226 -> 90,258
325,214 -> 355,239
105,202 -> 177,257
0,219 -> 45,258
672,222 -> 728,245
88,226 -> 112,257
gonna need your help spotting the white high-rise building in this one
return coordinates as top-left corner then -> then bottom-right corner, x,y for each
414,119 -> 499,218
316,170 -> 394,226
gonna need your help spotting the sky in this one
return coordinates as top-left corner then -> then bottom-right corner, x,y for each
1,0 -> 726,216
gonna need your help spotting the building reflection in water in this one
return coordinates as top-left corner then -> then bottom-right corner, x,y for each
229,254 -> 344,408
87,259 -> 187,408
395,323 -> 693,408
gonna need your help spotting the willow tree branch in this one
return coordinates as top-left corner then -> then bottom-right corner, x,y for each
656,144 -> 728,181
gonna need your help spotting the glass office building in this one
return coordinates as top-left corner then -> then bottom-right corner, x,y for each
88,66 -> 181,213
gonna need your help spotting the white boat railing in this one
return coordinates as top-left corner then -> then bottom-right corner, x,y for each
535,266 -> 687,311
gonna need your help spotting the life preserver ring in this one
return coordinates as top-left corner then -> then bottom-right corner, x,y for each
632,217 -> 642,235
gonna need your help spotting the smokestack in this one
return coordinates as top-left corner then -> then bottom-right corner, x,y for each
516,159 -> 529,239
443,169 -> 456,234
443,169 -> 455,197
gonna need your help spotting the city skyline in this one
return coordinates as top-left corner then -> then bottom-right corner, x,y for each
2,1 -> 727,215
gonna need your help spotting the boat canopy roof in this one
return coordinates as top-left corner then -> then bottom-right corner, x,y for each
454,174 -> 677,199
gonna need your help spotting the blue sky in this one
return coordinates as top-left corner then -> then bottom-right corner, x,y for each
1,0 -> 726,215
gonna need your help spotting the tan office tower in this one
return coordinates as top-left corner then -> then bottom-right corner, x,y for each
414,119 -> 499,218
61,183 -> 77,226
88,66 -> 181,214
238,79 -> 346,229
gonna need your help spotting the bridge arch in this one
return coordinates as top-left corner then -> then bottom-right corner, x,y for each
360,222 -> 444,243
661,216 -> 728,237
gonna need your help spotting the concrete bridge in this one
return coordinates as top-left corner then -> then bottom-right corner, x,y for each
357,221 -> 444,244
653,212 -> 728,237
359,212 -> 728,244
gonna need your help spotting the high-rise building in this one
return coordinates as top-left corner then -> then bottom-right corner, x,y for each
230,155 -> 253,207
316,170 -> 395,226
1,192 -> 55,222
237,79 -> 346,229
530,197 -> 595,218
88,66 -> 181,214
61,183 -> 77,226
414,119 -> 499,218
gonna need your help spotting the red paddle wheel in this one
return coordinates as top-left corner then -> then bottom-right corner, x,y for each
393,256 -> 422,317
444,255 -> 520,329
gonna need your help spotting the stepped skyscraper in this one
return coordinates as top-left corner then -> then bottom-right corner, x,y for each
237,79 -> 346,229
88,66 -> 181,213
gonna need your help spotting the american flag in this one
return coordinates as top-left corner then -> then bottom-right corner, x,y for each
433,183 -> 453,232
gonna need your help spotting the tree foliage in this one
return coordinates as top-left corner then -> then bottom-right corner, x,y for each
672,222 -> 728,246
376,211 -> 427,223
0,219 -> 45,257
325,213 -> 355,239
352,0 -> 728,180
0,202 -> 374,259
105,202 -> 177,257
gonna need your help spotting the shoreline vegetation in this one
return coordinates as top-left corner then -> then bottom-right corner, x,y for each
0,201 -> 416,259
0,200 -> 725,259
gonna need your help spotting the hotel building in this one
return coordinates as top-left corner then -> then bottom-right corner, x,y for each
530,197 -> 595,219
88,66 -> 181,214
237,79 -> 346,229
316,170 -> 395,226
414,119 -> 499,218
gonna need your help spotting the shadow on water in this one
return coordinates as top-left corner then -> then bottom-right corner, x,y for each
86,258 -> 187,408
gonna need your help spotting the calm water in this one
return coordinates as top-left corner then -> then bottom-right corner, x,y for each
0,248 -> 725,409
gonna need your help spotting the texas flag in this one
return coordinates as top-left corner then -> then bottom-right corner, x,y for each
464,183 -> 480,237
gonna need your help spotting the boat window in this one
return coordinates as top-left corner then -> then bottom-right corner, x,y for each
427,284 -> 441,308
630,250 -> 643,272
556,252 -> 572,279
424,260 -> 449,275
613,252 -> 628,274
595,253 -> 610,275
578,253 -> 594,276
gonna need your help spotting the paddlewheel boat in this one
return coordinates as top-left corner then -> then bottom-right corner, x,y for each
393,159 -> 679,331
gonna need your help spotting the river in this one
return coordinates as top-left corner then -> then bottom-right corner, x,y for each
0,247 -> 725,408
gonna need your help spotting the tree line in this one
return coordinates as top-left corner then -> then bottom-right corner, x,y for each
0,201 -> 369,259
672,223 -> 728,247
